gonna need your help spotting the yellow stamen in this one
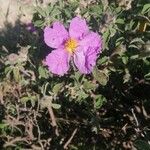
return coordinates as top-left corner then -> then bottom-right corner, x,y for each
65,38 -> 78,53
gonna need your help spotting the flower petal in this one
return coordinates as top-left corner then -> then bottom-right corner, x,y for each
45,49 -> 70,76
74,48 -> 86,73
73,46 -> 92,74
80,32 -> 102,53
44,22 -> 68,48
74,45 -> 100,74
69,17 -> 89,40
85,47 -> 98,73
74,32 -> 102,74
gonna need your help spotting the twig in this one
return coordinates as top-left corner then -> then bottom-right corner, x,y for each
4,137 -> 28,147
63,128 -> 78,149
48,106 -> 59,136
57,117 -> 82,125
141,102 -> 150,119
131,108 -> 139,127
131,108 -> 140,133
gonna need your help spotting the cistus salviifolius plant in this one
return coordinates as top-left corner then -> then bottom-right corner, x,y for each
1,0 -> 150,149
44,17 -> 102,76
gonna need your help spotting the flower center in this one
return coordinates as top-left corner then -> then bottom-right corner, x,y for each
65,38 -> 78,53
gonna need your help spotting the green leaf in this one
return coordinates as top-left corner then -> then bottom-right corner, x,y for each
74,71 -> 82,82
142,4 -> 150,14
123,69 -> 131,83
35,6 -> 47,17
115,7 -> 122,13
122,55 -> 128,64
51,103 -> 61,109
5,66 -> 13,78
116,37 -> 124,47
93,68 -> 109,86
94,94 -> 107,109
144,72 -> 150,80
20,96 -> 30,103
83,81 -> 96,90
102,29 -> 110,45
34,20 -> 44,27
38,66 -> 49,79
134,140 -> 150,150
0,123 -> 8,129
98,56 -> 108,65
129,44 -> 140,49
77,90 -> 88,100
130,38 -> 144,45
30,96 -> 37,107
63,9 -> 72,18
40,96 -> 51,109
109,26 -> 116,37
40,96 -> 61,109
20,95 -> 37,106
52,83 -> 64,94
13,67 -> 20,82
116,18 -> 125,24
45,5 -> 53,16
90,5 -> 103,16
51,7 -> 61,17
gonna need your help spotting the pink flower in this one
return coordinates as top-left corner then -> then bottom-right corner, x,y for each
44,17 -> 102,76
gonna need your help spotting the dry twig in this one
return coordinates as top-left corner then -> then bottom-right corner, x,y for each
4,137 -> 28,148
131,108 -> 140,133
63,128 -> 78,149
48,105 -> 59,136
